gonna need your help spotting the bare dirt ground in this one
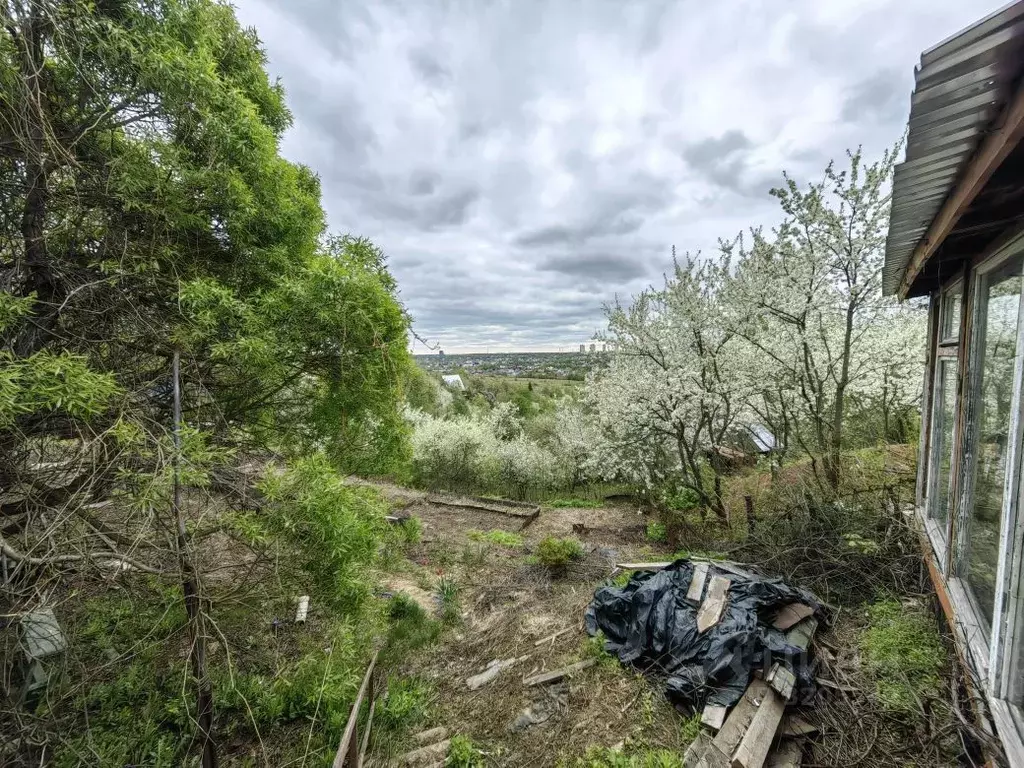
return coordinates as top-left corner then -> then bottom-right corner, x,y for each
364,485 -> 714,766
362,481 -> 970,767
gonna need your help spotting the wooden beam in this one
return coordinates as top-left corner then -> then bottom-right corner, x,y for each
731,687 -> 787,768
701,703 -> 728,731
784,617 -> 818,652
772,603 -> 813,631
687,562 -> 710,602
697,576 -> 731,633
333,650 -> 378,768
898,79 -> 1024,299
713,679 -> 770,757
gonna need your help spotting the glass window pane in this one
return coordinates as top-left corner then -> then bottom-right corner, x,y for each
942,289 -> 962,341
929,358 -> 957,528
967,257 -> 1022,626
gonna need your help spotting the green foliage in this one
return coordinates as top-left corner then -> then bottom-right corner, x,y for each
535,537 -> 585,569
548,497 -> 602,509
437,576 -> 461,624
383,595 -> 442,663
258,454 -> 387,609
645,521 -> 667,543
583,631 -> 618,669
397,516 -> 424,544
860,599 -> 945,715
665,488 -> 701,512
376,677 -> 434,733
467,528 -> 524,548
563,745 -> 684,768
678,714 -> 701,745
447,734 -> 486,767
611,570 -> 634,587
0,349 -> 120,429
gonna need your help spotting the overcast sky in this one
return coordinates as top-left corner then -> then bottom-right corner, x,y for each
232,0 -> 999,353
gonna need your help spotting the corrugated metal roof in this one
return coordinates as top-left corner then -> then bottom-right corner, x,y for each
883,1 -> 1024,296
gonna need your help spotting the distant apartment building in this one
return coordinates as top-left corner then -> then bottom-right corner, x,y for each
589,343 -> 596,353
579,344 -> 585,353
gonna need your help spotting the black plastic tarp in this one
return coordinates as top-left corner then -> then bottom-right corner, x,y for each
585,559 -> 820,709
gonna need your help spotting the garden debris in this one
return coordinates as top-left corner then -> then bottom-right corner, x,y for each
398,738 -> 450,766
696,575 -> 731,633
700,703 -> 728,731
767,740 -> 802,768
465,655 -> 528,690
767,663 -> 797,700
523,658 -> 595,686
585,558 -> 821,708
533,626 -> 573,646
508,681 -> 568,732
779,715 -> 817,737
411,727 -> 448,745
784,617 -> 818,651
732,685 -> 787,768
687,562 -> 709,602
294,595 -> 309,623
772,603 -> 814,630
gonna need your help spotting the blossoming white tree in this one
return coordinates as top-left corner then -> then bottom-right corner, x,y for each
593,254 -> 745,517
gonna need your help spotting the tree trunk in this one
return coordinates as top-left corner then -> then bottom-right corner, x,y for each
825,301 -> 857,490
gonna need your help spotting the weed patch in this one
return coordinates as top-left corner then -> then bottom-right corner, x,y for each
447,734 -> 486,767
860,598 -> 945,716
467,528 -> 524,548
548,497 -> 602,509
535,536 -> 584,569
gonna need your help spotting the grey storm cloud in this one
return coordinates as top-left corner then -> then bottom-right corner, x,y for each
232,0 -> 999,351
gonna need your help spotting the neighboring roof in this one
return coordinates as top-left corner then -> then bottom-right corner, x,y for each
883,1 -> 1024,296
745,424 -> 777,453
441,374 -> 465,390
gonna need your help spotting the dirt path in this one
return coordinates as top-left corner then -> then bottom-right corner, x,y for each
363,483 -> 692,766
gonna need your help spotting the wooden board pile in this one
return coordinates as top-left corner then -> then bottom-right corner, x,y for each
684,610 -> 819,768
615,561 -> 820,768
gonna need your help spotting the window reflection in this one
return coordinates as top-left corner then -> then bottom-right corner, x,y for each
967,257 -> 1022,626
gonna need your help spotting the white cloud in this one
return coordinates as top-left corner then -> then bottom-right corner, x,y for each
232,0 -> 1001,352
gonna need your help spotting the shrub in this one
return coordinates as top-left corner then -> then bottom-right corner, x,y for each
397,515 -> 423,544
410,415 -> 490,490
860,598 -> 945,715
437,576 -> 461,624
535,537 -> 584,569
376,677 -> 434,733
646,521 -> 667,542
447,734 -> 486,767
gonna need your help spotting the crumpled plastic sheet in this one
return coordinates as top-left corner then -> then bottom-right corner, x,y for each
584,558 -> 821,709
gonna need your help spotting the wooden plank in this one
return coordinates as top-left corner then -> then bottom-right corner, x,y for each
713,679 -> 770,757
898,79 -> 1024,299
697,576 -> 731,633
358,697 -> 376,765
615,561 -> 673,571
784,617 -> 818,651
731,686 -> 787,768
779,715 -> 817,737
766,740 -> 802,768
701,703 -> 728,731
523,658 -> 595,686
771,603 -> 813,631
766,663 -> 796,701
333,651 -> 378,768
687,562 -> 710,603
684,731 -> 731,768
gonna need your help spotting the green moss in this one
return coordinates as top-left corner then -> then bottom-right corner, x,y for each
860,598 -> 945,715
